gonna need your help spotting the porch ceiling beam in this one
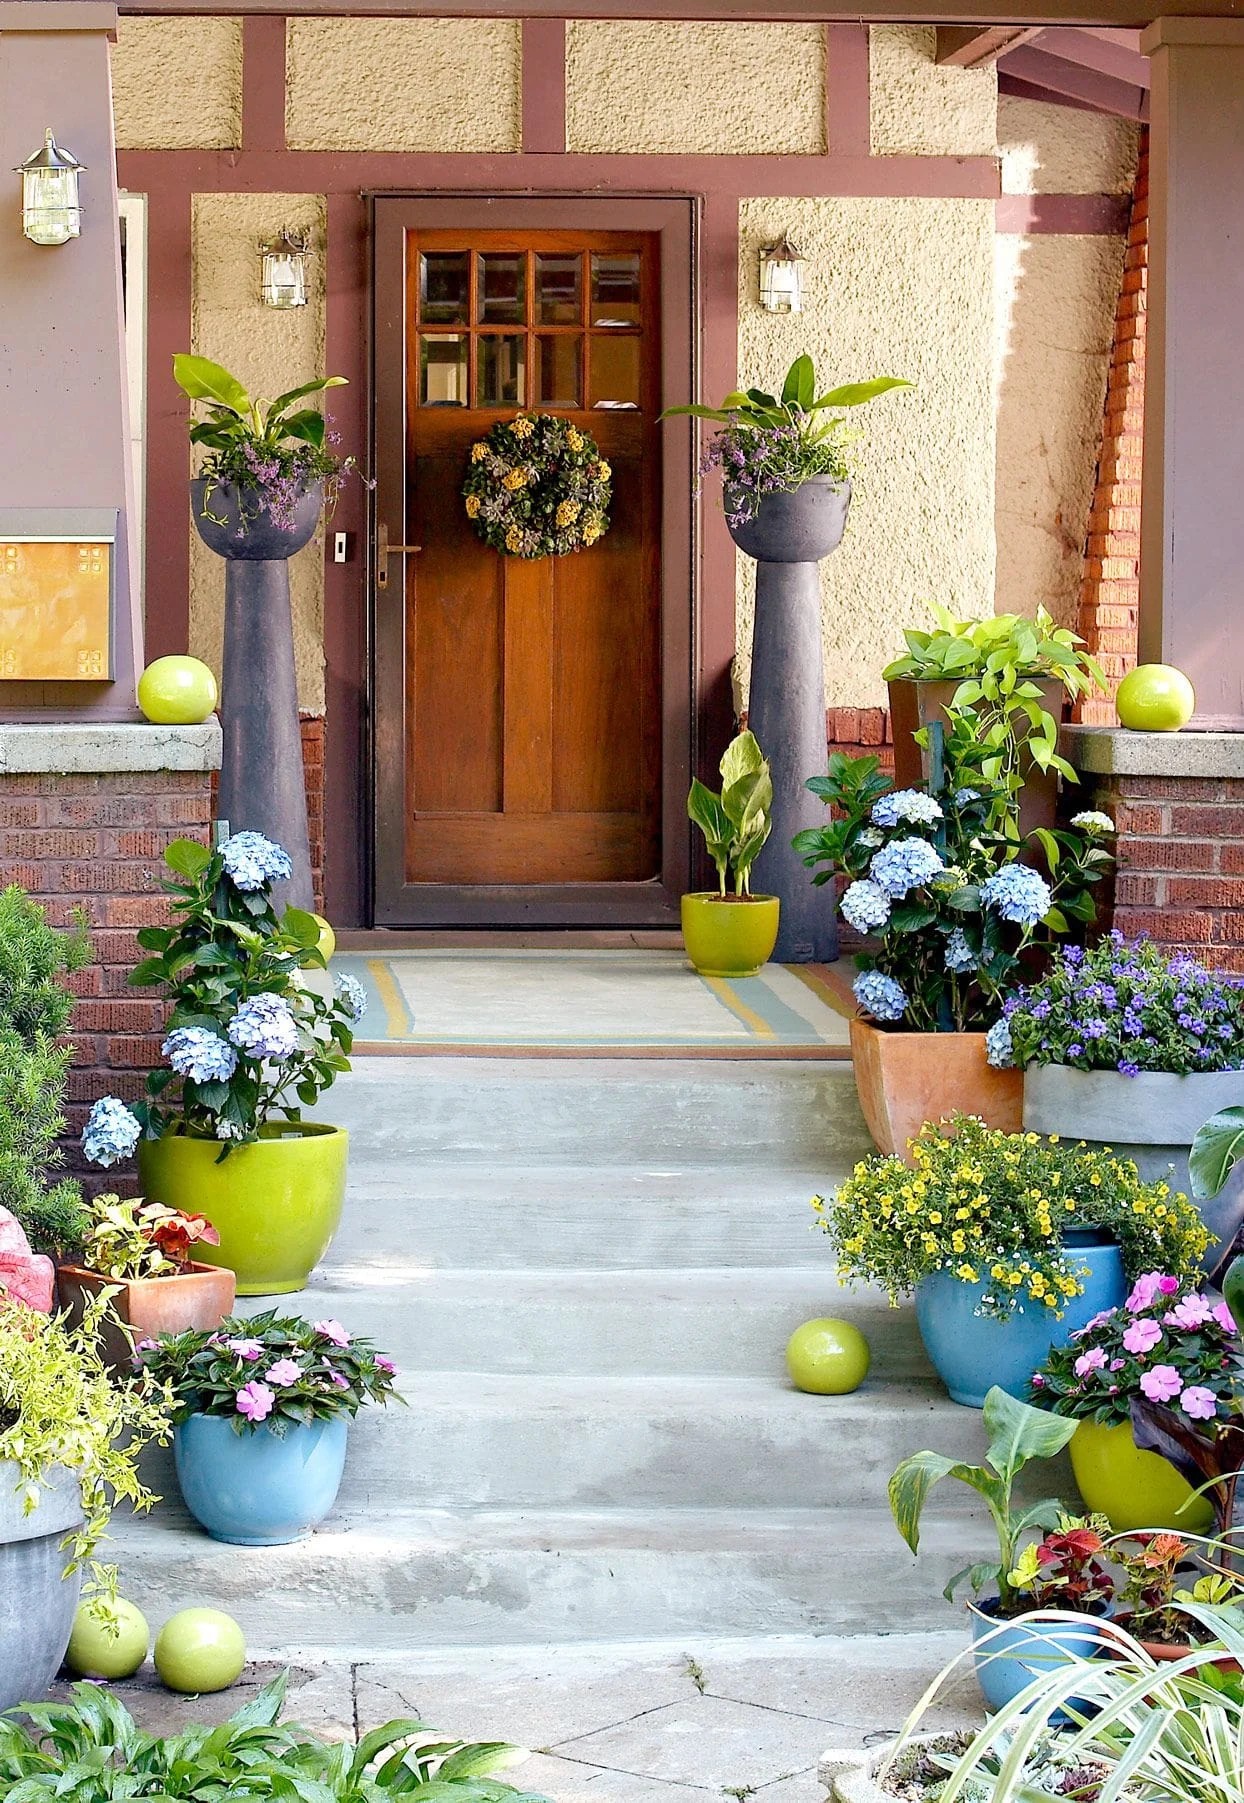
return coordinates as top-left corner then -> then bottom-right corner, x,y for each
999,42 -> 1150,112
1025,24 -> 1151,83
936,25 -> 1039,63
113,0 -> 1244,25
997,69 -> 1139,111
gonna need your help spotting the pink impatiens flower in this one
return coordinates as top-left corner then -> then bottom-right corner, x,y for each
1074,1347 -> 1108,1376
314,1319 -> 351,1348
1082,1309 -> 1119,1334
1182,1385 -> 1220,1421
1139,1364 -> 1183,1404
265,1359 -> 302,1387
1213,1300 -> 1238,1335
236,1380 -> 275,1422
375,1355 -> 397,1376
1125,1273 -> 1163,1312
227,1337 -> 265,1361
1165,1294 -> 1214,1331
1123,1318 -> 1164,1356
326,1371 -> 350,1390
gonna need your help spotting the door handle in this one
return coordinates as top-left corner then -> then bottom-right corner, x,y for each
376,521 -> 422,589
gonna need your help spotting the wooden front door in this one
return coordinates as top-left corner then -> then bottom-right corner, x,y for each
372,199 -> 694,927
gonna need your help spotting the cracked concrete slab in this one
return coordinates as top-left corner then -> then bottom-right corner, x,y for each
552,1693 -> 844,1791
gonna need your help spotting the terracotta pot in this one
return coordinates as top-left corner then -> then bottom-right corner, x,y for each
849,1015 -> 1023,1158
56,1261 -> 236,1372
1104,1618 -> 1240,1674
888,674 -> 1065,839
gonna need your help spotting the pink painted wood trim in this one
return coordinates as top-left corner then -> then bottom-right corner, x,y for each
522,17 -> 567,154
113,0 -> 1244,25
1001,44 -> 1149,116
3,3 -> 117,30
137,184 -> 192,665
824,23 -> 870,158
242,14 -> 287,152
699,189 -> 740,790
995,191 -> 1131,232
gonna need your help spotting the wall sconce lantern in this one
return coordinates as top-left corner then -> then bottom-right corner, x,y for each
259,227 -> 312,309
758,233 -> 805,315
17,130 -> 85,247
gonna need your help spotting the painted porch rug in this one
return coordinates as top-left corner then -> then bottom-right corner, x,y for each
334,948 -> 853,1057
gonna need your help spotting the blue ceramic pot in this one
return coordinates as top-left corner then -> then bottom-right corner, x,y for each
915,1235 -> 1126,1408
174,1413 -> 348,1546
971,1603 -> 1105,1715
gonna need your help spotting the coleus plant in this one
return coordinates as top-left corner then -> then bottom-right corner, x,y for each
78,1193 -> 219,1281
1006,1516 -> 1115,1615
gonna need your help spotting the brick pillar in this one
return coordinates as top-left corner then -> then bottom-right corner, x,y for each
1075,133 -> 1149,724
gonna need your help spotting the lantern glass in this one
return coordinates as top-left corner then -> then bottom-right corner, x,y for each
759,243 -> 804,315
260,244 -> 308,309
18,132 -> 83,247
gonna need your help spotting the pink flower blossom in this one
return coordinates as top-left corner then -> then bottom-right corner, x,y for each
1158,1275 -> 1180,1295
1075,1347 -> 1108,1376
265,1358 -> 302,1387
1031,1372 -> 1047,1388
1126,1273 -> 1163,1312
1123,1318 -> 1164,1356
1182,1385 -> 1220,1421
375,1355 -> 397,1375
1164,1294 -> 1214,1330
314,1318 -> 351,1348
1214,1300 -> 1238,1335
1139,1364 -> 1183,1404
236,1380 -> 275,1422
227,1337 -> 264,1361
1110,1358 -> 1126,1371
327,1371 -> 350,1390
1083,1309 -> 1119,1334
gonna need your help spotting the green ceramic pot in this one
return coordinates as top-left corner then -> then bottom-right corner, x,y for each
138,1122 -> 348,1297
1069,1416 -> 1213,1533
680,893 -> 780,978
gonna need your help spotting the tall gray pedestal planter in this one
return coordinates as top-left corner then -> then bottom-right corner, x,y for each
0,1462 -> 83,1711
728,478 -> 850,963
190,478 -> 321,913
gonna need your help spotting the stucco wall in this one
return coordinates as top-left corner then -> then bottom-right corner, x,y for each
736,197 -> 996,715
998,97 -> 1139,195
285,18 -> 521,151
189,193 -> 328,715
869,26 -> 996,157
565,22 -> 825,154
111,16 -> 242,150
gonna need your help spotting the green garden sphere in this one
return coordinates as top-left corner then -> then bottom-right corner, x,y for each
154,1608 -> 246,1694
312,913 -> 336,962
65,1596 -> 149,1679
137,656 -> 219,725
1116,663 -> 1196,733
785,1317 -> 871,1394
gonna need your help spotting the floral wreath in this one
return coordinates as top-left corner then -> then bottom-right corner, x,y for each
462,413 -> 612,559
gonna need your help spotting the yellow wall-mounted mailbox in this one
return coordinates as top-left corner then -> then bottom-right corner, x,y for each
0,509 -> 117,682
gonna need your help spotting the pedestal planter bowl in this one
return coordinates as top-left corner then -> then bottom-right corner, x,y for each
0,1462 -> 83,1711
850,1017 -> 1023,1157
138,1122 -> 348,1296
915,1234 -> 1126,1407
174,1413 -> 348,1545
1069,1416 -> 1213,1533
56,1262 -> 237,1373
680,893 -> 780,978
727,478 -> 850,964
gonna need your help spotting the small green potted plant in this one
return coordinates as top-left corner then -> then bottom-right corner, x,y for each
683,730 -> 778,978
1109,1528 -> 1244,1665
135,1311 -> 399,1546
81,834 -> 368,1296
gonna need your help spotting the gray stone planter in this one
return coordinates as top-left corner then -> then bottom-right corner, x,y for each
820,1734 -> 970,1803
0,1461 -> 83,1711
727,477 -> 851,964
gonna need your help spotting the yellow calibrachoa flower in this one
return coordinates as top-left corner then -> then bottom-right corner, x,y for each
470,442 -> 488,462
555,500 -> 581,528
504,526 -> 523,553
512,415 -> 536,439
595,459 -> 611,480
465,495 -> 482,518
502,467 -> 528,492
567,427 -> 585,452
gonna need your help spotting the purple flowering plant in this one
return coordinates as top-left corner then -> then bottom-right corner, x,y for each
1030,1272 -> 1243,1429
662,356 -> 910,528
134,1309 -> 400,1436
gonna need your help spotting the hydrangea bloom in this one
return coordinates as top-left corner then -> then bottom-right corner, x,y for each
220,831 -> 292,893
227,994 -> 299,1060
943,929 -> 976,975
985,1018 -> 1014,1068
869,837 -> 945,900
840,880 -> 892,934
852,969 -> 908,1023
82,1095 -> 141,1168
981,864 -> 1053,927
952,788 -> 981,808
1071,810 -> 1116,835
870,789 -> 943,829
857,826 -> 884,850
162,1026 -> 238,1084
333,972 -> 369,1022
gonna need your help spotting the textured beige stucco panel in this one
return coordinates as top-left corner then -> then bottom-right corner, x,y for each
190,193 -> 328,716
995,232 -> 1124,628
870,26 -> 996,157
112,17 -> 242,150
999,98 -> 1139,195
735,197 -> 995,714
286,18 -> 521,151
566,22 -> 825,154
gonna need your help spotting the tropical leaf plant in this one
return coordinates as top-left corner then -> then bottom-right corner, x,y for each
687,730 -> 773,897
662,354 -> 910,444
173,354 -> 347,457
1191,1107 -> 1244,1201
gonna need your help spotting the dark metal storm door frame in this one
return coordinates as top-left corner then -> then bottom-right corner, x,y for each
369,194 -> 696,929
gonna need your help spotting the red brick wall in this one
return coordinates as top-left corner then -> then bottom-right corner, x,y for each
825,705 -> 894,772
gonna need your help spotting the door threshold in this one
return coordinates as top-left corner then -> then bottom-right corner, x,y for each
336,927 -> 684,952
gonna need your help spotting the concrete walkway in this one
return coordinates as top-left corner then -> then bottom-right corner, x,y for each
53,1634 -> 980,1802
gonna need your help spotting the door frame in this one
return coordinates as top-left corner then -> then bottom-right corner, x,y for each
370,193 -> 697,928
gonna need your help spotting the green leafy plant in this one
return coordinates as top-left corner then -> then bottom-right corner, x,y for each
0,1672 -> 553,1801
687,731 -> 774,898
1191,1108 -> 1244,1202
889,1384 -> 1078,1615
1110,1529 -> 1244,1648
77,1193 -> 220,1281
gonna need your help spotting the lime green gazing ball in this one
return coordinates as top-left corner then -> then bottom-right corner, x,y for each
154,1608 -> 246,1694
65,1596 -> 150,1679
785,1317 -> 871,1394
137,656 -> 219,726
1115,663 -> 1196,733
312,913 -> 336,962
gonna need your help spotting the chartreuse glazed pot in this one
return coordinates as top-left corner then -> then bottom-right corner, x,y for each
1069,1416 -> 1213,1534
139,1122 -> 348,1297
175,1413 -> 348,1545
680,894 -> 780,978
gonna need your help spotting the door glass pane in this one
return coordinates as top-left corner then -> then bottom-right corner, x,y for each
420,335 -> 468,406
535,335 -> 582,407
591,253 -> 641,326
589,335 -> 640,409
536,254 -> 582,325
419,252 -> 469,325
477,335 -> 527,407
478,254 -> 525,325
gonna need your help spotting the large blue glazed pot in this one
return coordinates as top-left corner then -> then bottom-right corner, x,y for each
174,1413 -> 348,1546
915,1234 -> 1126,1408
971,1603 -> 1106,1715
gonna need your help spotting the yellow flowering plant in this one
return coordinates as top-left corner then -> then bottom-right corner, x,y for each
816,1115 -> 1209,1317
461,413 -> 611,558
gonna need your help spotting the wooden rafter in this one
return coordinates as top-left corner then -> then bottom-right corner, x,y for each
936,25 -> 1039,63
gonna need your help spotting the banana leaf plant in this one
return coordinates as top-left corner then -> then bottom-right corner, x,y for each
687,730 -> 773,898
662,354 -> 909,447
174,353 -> 347,458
